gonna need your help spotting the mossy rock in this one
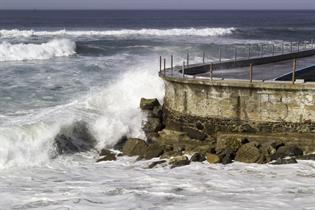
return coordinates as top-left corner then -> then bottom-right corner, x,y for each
140,98 -> 160,111
206,153 -> 221,164
122,138 -> 148,157
143,143 -> 165,160
235,143 -> 264,163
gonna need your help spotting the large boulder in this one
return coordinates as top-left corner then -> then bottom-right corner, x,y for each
113,136 -> 128,151
235,142 -> 264,163
143,117 -> 163,133
122,138 -> 148,157
216,136 -> 248,156
271,145 -> 303,160
54,121 -> 97,154
140,98 -> 160,111
190,153 -> 206,162
206,153 -> 221,164
169,156 -> 190,168
143,143 -> 165,160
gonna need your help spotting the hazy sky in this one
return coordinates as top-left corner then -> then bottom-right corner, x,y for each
1,0 -> 315,10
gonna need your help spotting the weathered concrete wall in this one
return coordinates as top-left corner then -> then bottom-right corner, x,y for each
163,76 -> 315,123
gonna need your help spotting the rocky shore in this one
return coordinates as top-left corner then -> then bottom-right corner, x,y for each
95,98 -> 315,168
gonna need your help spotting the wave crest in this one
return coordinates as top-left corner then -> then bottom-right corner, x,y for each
0,39 -> 76,62
0,28 -> 235,38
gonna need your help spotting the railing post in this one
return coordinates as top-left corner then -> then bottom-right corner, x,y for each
171,55 -> 174,75
249,64 -> 253,83
248,45 -> 251,59
298,41 -> 300,52
272,44 -> 275,55
219,48 -> 222,63
202,51 -> 205,64
187,53 -> 189,66
163,58 -> 166,75
159,56 -> 162,72
210,63 -> 213,80
182,61 -> 185,78
292,59 -> 296,84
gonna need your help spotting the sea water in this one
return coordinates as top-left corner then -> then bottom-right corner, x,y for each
0,10 -> 315,209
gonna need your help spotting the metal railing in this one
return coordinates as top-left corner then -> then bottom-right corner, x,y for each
159,40 -> 315,84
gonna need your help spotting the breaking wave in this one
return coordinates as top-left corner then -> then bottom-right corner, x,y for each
0,27 -> 236,38
0,39 -> 76,61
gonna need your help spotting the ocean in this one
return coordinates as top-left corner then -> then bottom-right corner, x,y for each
0,10 -> 315,209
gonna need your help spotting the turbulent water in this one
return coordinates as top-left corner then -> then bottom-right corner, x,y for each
0,10 -> 315,209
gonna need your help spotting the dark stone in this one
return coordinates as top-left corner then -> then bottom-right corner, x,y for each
97,149 -> 118,162
143,143 -> 165,160
296,154 -> 315,160
169,156 -> 190,168
122,138 -> 148,157
196,122 -> 205,131
271,158 -> 298,165
113,136 -> 128,151
238,123 -> 256,133
190,153 -> 206,162
148,160 -> 167,169
143,117 -> 163,133
216,137 -> 247,156
235,143 -> 264,163
271,145 -> 304,160
54,121 -> 97,155
140,98 -> 160,111
151,106 -> 163,119
182,127 -> 207,141
219,149 -> 234,164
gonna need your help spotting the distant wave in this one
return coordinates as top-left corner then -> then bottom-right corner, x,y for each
0,28 -> 236,38
0,39 -> 76,61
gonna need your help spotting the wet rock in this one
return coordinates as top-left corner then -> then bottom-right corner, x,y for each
260,141 -> 281,162
151,106 -> 163,119
271,145 -> 303,160
206,153 -> 221,164
122,138 -> 148,157
169,156 -> 190,168
148,160 -> 167,169
54,121 -> 97,154
271,157 -> 298,165
235,143 -> 264,163
143,117 -> 163,133
216,136 -> 248,156
183,127 -> 207,141
140,98 -> 160,111
190,153 -> 206,162
160,150 -> 182,159
96,151 -> 117,162
143,143 -> 165,160
296,154 -> 315,160
219,149 -> 234,164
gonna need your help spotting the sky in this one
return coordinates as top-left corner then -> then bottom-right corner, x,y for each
0,0 -> 315,10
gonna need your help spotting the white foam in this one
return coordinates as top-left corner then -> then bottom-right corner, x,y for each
0,28 -> 235,38
0,39 -> 76,61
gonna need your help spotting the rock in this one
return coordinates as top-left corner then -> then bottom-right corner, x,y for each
151,106 -> 163,119
143,117 -> 163,133
220,149 -> 234,164
271,145 -> 303,160
99,148 -> 114,156
96,153 -> 117,162
140,98 -> 160,111
143,143 -> 165,160
235,143 -> 264,163
260,141 -> 280,162
206,153 -> 221,164
169,156 -> 190,168
190,153 -> 206,162
271,157 -> 298,165
122,138 -> 148,157
183,127 -> 207,141
216,136 -> 248,156
296,154 -> 315,160
148,160 -> 167,169
113,136 -> 128,151
160,151 -> 182,159
238,123 -> 256,133
54,121 -> 97,154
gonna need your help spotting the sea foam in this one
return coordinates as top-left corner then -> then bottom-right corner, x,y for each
0,39 -> 76,61
0,27 -> 235,38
